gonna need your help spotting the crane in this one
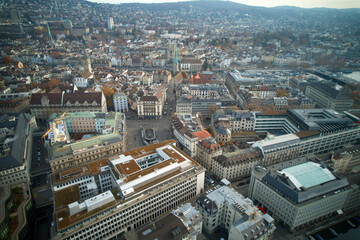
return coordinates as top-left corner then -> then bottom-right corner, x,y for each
41,110 -> 67,141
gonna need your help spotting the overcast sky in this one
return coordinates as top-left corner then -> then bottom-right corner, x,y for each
88,0 -> 360,9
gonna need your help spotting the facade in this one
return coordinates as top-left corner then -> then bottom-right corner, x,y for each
252,133 -> 301,166
176,98 -> 192,115
180,59 -> 202,73
306,83 -> 353,111
30,92 -> 107,120
0,114 -> 37,185
51,140 -> 206,240
196,138 -> 223,171
137,86 -> 165,120
248,158 -> 360,231
212,147 -> 263,180
196,186 -> 275,239
328,144 -> 360,174
254,110 -> 299,134
73,77 -> 89,88
113,92 -> 128,113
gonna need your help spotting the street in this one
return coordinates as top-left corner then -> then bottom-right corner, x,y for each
125,83 -> 176,151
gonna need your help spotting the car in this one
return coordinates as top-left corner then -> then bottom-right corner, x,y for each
164,112 -> 166,115
237,182 -> 245,187
38,152 -> 41,156
246,180 -> 250,184
38,157 -> 41,161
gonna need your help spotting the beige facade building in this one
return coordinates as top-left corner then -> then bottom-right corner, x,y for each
212,147 -> 263,180
196,138 -> 222,171
137,86 -> 166,119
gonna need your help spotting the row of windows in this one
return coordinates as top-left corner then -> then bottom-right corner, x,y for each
63,176 -> 199,240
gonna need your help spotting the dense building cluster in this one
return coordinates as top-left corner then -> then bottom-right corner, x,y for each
0,0 -> 359,240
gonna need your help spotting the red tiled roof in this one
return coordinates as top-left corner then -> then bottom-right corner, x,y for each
192,130 -> 211,141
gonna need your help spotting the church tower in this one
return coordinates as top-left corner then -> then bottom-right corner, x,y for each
173,42 -> 179,73
83,49 -> 92,73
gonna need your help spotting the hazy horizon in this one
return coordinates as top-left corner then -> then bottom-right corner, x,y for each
87,0 -> 360,9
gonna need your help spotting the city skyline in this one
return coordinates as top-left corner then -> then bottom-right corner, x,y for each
88,0 -> 360,9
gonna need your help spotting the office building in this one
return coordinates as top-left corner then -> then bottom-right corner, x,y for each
248,157 -> 360,231
52,140 -> 205,240
196,186 -> 275,239
0,114 -> 37,185
306,83 -> 353,111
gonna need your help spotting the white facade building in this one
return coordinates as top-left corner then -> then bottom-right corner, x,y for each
113,92 -> 128,113
107,17 -> 114,29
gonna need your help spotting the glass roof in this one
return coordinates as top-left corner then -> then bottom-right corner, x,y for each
279,162 -> 336,190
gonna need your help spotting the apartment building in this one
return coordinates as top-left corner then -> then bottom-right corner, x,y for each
196,138 -> 223,171
305,83 -> 353,111
196,186 -> 275,239
113,92 -> 128,113
30,92 -> 107,120
0,114 -> 37,185
212,147 -> 263,180
51,140 -> 206,240
211,109 -> 255,143
172,113 -> 212,157
248,157 -> 360,231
